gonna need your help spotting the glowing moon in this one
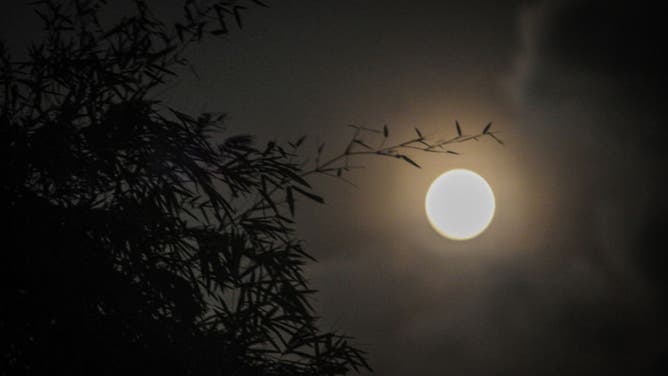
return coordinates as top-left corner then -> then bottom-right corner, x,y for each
425,169 -> 495,240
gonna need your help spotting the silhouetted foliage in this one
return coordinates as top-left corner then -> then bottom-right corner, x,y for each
0,1 -> 499,374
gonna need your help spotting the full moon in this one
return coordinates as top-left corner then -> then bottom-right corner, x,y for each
425,169 -> 495,240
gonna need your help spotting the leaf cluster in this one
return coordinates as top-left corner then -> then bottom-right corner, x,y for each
1,1 -> 369,375
0,1 -> 501,374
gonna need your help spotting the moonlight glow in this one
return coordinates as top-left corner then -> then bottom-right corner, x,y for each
425,169 -> 495,240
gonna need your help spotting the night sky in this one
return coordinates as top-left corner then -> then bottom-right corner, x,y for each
3,1 -> 667,374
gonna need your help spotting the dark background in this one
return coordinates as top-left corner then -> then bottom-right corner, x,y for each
2,0 -> 666,374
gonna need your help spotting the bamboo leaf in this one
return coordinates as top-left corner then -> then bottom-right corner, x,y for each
490,133 -> 505,145
285,170 -> 311,188
251,0 -> 269,7
292,186 -> 324,204
352,139 -> 372,149
401,155 -> 421,168
483,121 -> 492,134
233,6 -> 245,28
286,187 -> 295,216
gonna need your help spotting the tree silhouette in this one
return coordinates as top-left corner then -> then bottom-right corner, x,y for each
0,1 -> 501,374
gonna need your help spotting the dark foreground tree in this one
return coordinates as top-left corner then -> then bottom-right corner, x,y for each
0,1 -> 501,374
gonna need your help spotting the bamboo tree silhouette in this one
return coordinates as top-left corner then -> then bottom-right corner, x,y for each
0,1 -> 500,374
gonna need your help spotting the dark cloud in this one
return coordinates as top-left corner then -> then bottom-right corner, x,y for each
517,0 -> 667,144
541,2 -> 664,76
511,1 -> 668,373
